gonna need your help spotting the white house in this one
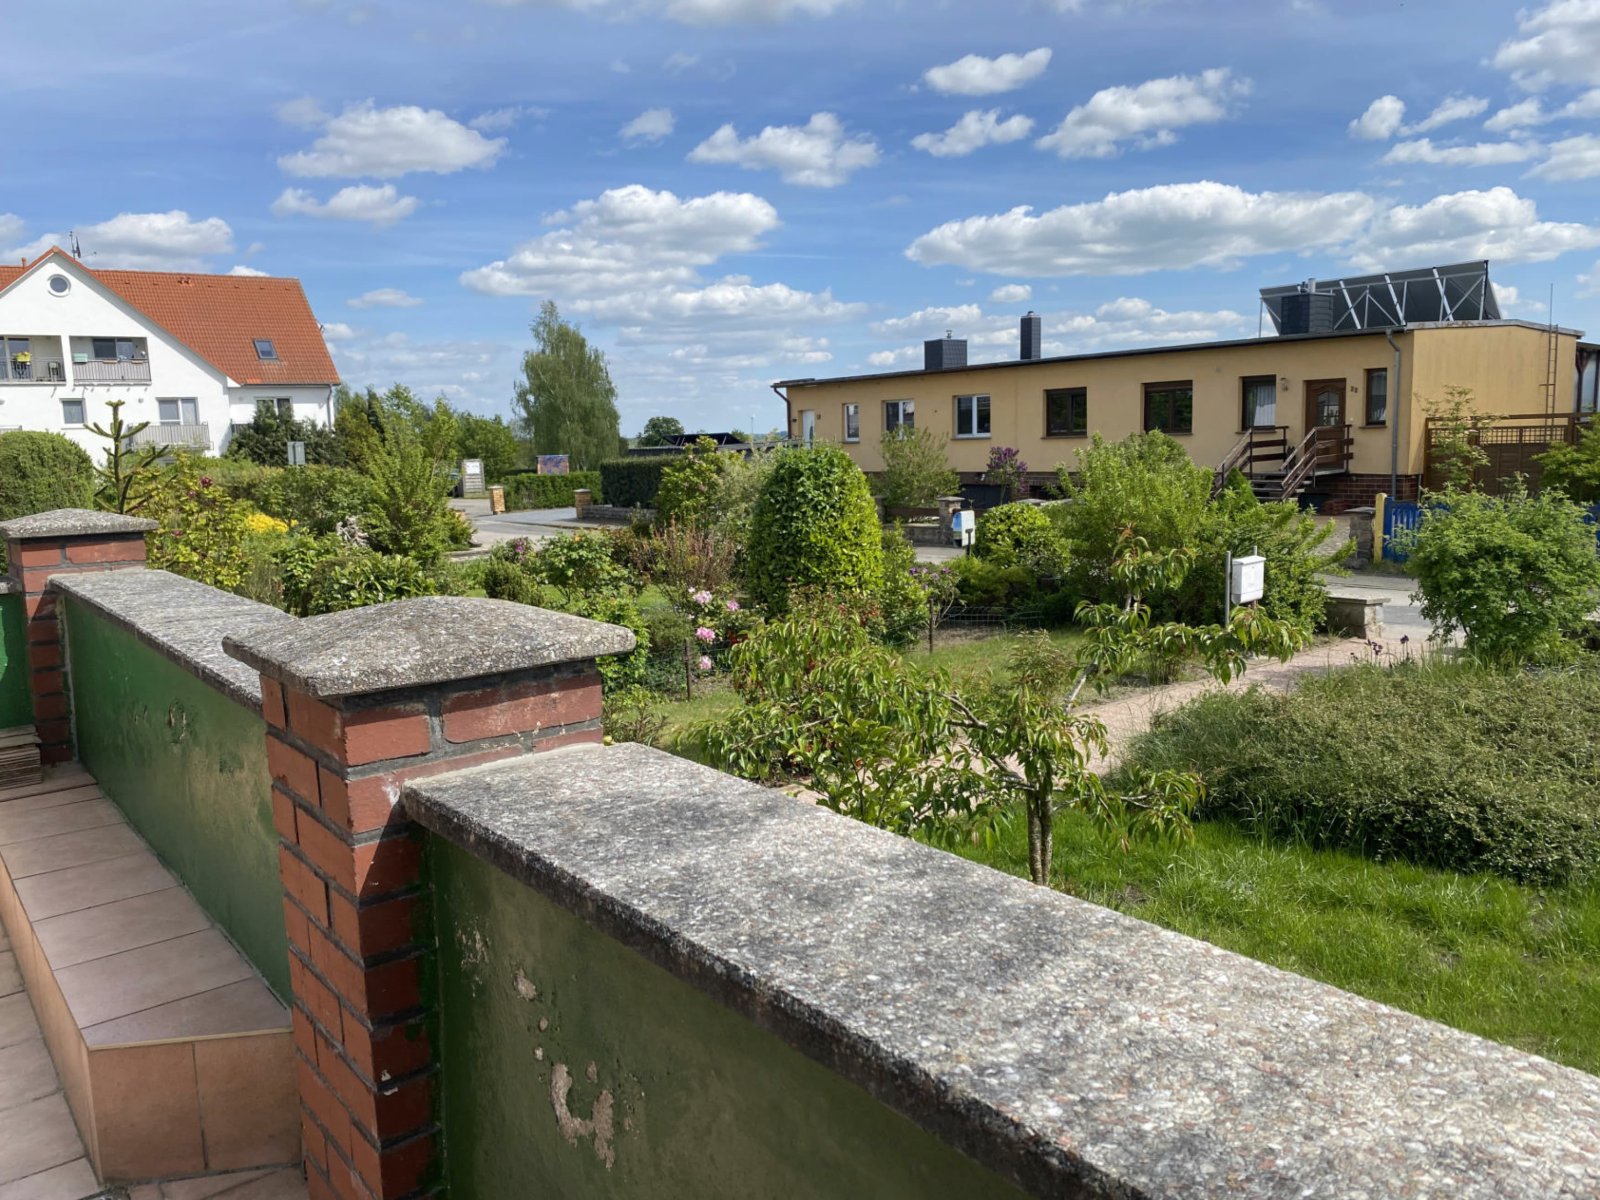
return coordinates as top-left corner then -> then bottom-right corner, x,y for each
0,247 -> 340,459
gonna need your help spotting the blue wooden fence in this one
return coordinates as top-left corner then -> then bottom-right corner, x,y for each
1383,500 -> 1600,563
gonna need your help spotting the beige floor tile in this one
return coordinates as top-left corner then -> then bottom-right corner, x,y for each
0,802 -> 123,849
1,826 -> 145,881
0,772 -> 94,803
156,1168 -> 272,1198
35,888 -> 205,971
0,950 -> 19,997
195,1034 -> 298,1171
209,1169 -> 307,1200
15,853 -> 175,921
126,1186 -> 162,1200
0,788 -> 103,816
84,979 -> 288,1048
0,992 -> 40,1050
56,931 -> 254,1030
89,1042 -> 205,1181
0,1157 -> 100,1200
0,1037 -> 59,1114
0,1094 -> 85,1186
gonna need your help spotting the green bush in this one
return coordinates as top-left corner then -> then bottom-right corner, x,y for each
876,525 -> 930,644
501,470 -> 601,511
134,455 -> 252,592
598,456 -> 674,508
0,431 -> 94,521
877,427 -> 958,510
226,400 -> 342,466
745,445 -> 883,613
1408,485 -> 1600,662
974,503 -> 1068,575
1537,421 -> 1600,503
250,466 -> 375,535
949,554 -> 1040,610
273,535 -> 439,616
1120,659 -> 1600,884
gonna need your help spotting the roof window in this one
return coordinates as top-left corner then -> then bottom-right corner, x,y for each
253,338 -> 278,360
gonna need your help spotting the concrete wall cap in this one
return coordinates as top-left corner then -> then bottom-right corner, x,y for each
223,594 -> 636,699
0,577 -> 15,595
404,741 -> 1600,1200
0,509 -> 159,539
52,569 -> 293,711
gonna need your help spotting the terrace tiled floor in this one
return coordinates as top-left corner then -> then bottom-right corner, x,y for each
0,768 -> 305,1200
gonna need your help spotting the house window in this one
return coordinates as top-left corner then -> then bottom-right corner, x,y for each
843,403 -> 860,442
262,397 -> 294,419
884,399 -> 914,433
90,338 -> 140,362
158,398 -> 199,425
60,399 -> 85,426
254,339 -> 278,360
1241,376 -> 1277,429
1044,387 -> 1087,437
1143,381 -> 1193,435
1365,368 -> 1388,425
47,274 -> 70,296
954,394 -> 991,438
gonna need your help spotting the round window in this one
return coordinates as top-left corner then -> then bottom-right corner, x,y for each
47,274 -> 70,296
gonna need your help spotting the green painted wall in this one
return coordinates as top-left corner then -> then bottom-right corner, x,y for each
431,837 -> 1027,1200
0,593 -> 31,729
65,601 -> 290,1000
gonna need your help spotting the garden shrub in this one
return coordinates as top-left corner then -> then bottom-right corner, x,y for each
273,535 -> 439,616
1119,658 -> 1600,884
654,439 -> 726,527
500,470 -> 601,511
1537,421 -> 1600,504
877,427 -> 958,510
745,445 -> 883,613
251,465 -> 375,535
0,431 -> 94,521
877,525 -> 931,644
134,455 -> 252,592
1407,484 -> 1600,662
974,503 -> 1068,575
599,456 -> 674,508
226,399 -> 342,466
359,430 -> 458,565
628,521 -> 740,596
948,555 -> 1039,610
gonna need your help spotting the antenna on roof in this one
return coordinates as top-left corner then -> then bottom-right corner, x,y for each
69,231 -> 82,258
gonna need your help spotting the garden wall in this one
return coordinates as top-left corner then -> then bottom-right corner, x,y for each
0,586 -> 30,727
57,572 -> 296,999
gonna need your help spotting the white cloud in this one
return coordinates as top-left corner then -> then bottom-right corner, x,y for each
1484,88 -> 1600,131
228,265 -> 269,277
867,346 -> 919,367
621,107 -> 676,145
278,100 -> 506,178
1494,0 -> 1600,90
469,106 -> 549,132
73,211 -> 234,270
348,287 -> 424,308
276,96 -> 329,129
991,283 -> 1032,303
1351,186 -> 1600,269
1381,138 -> 1539,167
320,321 -> 359,340
911,109 -> 1033,157
688,112 -> 879,186
1402,94 -> 1489,134
1531,133 -> 1600,179
271,184 -> 421,226
1037,68 -> 1249,158
909,181 -> 1600,278
330,330 -> 509,408
871,303 -> 985,335
907,181 -> 1375,276
922,48 -> 1052,96
1349,95 -> 1405,139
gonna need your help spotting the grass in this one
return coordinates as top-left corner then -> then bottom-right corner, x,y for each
950,808 -> 1600,1075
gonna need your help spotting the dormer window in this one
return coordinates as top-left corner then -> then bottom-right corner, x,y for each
253,339 -> 277,360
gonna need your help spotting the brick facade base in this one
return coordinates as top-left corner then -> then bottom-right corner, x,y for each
1318,473 -> 1421,513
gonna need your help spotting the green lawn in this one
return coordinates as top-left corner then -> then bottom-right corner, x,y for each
950,808 -> 1600,1075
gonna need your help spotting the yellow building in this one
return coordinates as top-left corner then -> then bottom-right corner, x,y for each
775,280 -> 1595,511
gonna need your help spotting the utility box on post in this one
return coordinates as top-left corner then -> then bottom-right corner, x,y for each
951,508 -> 976,549
1230,554 -> 1266,606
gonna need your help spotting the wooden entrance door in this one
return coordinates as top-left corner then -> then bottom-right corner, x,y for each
1304,379 -> 1346,431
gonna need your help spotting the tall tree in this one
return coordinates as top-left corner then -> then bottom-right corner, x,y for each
513,301 -> 622,469
638,415 -> 685,447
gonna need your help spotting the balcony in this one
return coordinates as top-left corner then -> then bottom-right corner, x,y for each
128,422 -> 210,452
2,335 -> 67,383
74,358 -> 152,384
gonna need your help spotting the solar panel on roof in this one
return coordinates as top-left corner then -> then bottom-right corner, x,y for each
1260,261 -> 1500,333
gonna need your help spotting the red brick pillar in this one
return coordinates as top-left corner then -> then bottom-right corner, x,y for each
224,598 -> 631,1200
0,509 -> 156,763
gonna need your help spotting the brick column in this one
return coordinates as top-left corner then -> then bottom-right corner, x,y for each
224,597 -> 633,1200
0,509 -> 156,764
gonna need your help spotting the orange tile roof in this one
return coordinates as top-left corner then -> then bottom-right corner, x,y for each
0,248 -> 340,387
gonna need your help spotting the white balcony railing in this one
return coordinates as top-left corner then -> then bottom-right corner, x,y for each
6,359 -> 67,383
75,360 -> 152,384
129,422 -> 210,451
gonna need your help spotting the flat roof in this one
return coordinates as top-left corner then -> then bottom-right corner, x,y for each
775,319 -> 1586,390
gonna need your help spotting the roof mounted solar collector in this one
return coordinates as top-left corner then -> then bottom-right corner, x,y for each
1260,261 -> 1499,334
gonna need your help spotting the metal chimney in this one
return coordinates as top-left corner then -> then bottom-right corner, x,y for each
924,333 -> 968,371
1020,311 -> 1042,361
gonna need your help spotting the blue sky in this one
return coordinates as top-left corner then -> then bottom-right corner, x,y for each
6,0 -> 1600,434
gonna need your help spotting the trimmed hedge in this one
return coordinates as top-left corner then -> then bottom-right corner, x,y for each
0,431 -> 95,522
745,445 -> 883,612
599,456 -> 676,509
501,470 -> 602,511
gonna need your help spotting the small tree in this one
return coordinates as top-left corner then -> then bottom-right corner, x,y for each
86,399 -> 164,514
877,426 -> 958,509
514,301 -> 623,470
456,412 -> 522,482
745,445 -> 884,612
985,446 -> 1029,502
1407,482 -> 1600,662
1536,420 -> 1600,503
638,416 -> 685,448
1424,385 -> 1496,490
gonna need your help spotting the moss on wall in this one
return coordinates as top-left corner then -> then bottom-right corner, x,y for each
0,594 -> 30,729
430,836 -> 1027,1199
65,600 -> 289,999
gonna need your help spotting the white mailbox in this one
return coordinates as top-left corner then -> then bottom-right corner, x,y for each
950,509 -> 976,547
1230,554 -> 1266,605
